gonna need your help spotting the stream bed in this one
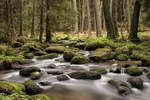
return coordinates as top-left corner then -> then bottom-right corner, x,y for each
0,50 -> 150,100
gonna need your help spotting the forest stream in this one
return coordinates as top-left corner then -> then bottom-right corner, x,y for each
0,50 -> 150,100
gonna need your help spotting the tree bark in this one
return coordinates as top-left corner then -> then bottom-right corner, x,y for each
129,0 -> 141,42
46,0 -> 52,43
73,0 -> 78,33
31,0 -> 35,38
39,0 -> 44,43
127,0 -> 131,32
19,0 -> 23,36
94,0 -> 101,37
102,0 -> 116,39
86,0 -> 91,37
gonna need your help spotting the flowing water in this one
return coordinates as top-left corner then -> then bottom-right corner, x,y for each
0,50 -> 150,100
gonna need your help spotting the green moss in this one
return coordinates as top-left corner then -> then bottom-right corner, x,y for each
71,55 -> 88,64
117,54 -> 128,61
5,48 -> 16,56
90,68 -> 107,74
85,41 -> 105,51
37,53 -> 58,60
63,50 -> 76,62
24,80 -> 43,95
45,45 -> 65,53
125,66 -> 143,76
0,81 -> 25,94
32,94 -> 51,100
24,53 -> 34,59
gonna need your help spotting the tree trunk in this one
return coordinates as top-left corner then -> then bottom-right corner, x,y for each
111,0 -> 118,36
94,0 -> 101,37
19,0 -> 23,36
102,0 -> 116,39
73,0 -> 78,33
39,0 -> 44,43
86,0 -> 91,37
129,0 -> 141,42
31,0 -> 35,38
127,0 -> 131,32
81,0 -> 86,33
46,0 -> 52,43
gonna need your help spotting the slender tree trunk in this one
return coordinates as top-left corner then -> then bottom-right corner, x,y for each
111,0 -> 118,36
129,0 -> 141,42
39,0 -> 44,43
46,0 -> 52,43
31,0 -> 35,38
127,0 -> 131,32
102,0 -> 116,39
86,0 -> 91,37
81,0 -> 86,32
19,0 -> 23,36
94,0 -> 101,37
73,0 -> 78,33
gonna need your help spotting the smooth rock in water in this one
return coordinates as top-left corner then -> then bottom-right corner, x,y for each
44,64 -> 56,69
37,53 -> 58,60
108,79 -> 132,95
68,71 -> 101,80
0,60 -> 13,70
57,75 -> 70,81
63,50 -> 76,62
39,81 -> 51,86
24,80 -> 43,95
128,77 -> 143,89
125,66 -> 142,76
110,67 -> 121,73
47,70 -> 64,75
30,72 -> 42,80
90,67 -> 107,74
20,67 -> 41,77
116,54 -> 128,61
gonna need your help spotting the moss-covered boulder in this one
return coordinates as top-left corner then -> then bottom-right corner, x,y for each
85,41 -> 105,51
141,56 -> 150,66
45,46 -> 65,53
5,48 -> 16,56
63,50 -> 76,62
20,67 -> 41,77
68,71 -> 101,80
108,79 -> 132,95
90,67 -> 107,74
30,72 -> 42,80
24,80 -> 43,95
0,60 -> 13,70
89,48 -> 116,62
24,53 -> 34,59
71,55 -> 88,64
34,50 -> 47,56
125,66 -> 142,76
13,59 -> 33,65
0,81 -> 25,94
32,94 -> 51,100
75,42 -> 86,49
128,77 -> 143,89
115,46 -> 132,56
116,54 -> 128,61
21,43 -> 39,53
37,53 -> 58,60
118,60 -> 142,68
57,75 -> 70,81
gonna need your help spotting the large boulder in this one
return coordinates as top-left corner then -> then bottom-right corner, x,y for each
0,81 -> 25,94
71,55 -> 88,64
57,75 -> 70,81
125,66 -> 142,76
115,46 -> 132,56
24,80 -> 43,95
63,50 -> 76,62
68,71 -> 101,80
108,79 -> 132,95
90,67 -> 107,74
89,48 -> 116,62
37,53 -> 58,60
0,60 -> 13,70
85,41 -> 105,51
116,54 -> 128,61
19,67 -> 41,77
128,77 -> 143,89
45,46 -> 65,53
